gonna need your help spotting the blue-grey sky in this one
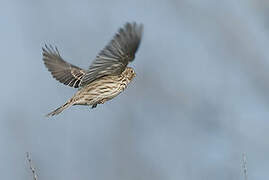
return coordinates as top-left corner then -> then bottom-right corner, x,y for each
1,0 -> 269,179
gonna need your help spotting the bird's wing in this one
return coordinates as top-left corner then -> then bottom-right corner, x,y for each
42,45 -> 86,88
80,22 -> 143,86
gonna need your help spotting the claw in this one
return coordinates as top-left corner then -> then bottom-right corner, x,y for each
91,104 -> 97,109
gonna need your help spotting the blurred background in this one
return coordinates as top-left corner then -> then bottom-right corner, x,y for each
1,0 -> 269,179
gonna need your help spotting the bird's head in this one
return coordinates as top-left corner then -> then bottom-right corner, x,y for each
123,67 -> 136,81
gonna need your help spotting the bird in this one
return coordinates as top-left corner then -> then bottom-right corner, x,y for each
42,22 -> 143,117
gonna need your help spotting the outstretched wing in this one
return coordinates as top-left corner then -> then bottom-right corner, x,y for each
42,45 -> 86,88
81,22 -> 143,86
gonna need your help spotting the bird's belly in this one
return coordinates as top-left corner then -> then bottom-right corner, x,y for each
95,87 -> 123,103
75,84 -> 125,106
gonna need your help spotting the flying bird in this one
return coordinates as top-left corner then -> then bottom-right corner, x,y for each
43,22 -> 143,116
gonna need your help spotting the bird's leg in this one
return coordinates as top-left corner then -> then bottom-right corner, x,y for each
91,104 -> 97,109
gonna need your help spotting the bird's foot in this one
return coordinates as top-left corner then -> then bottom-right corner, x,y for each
91,104 -> 97,109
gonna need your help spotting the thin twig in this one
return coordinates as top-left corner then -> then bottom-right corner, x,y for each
242,153 -> 248,180
26,152 -> 38,180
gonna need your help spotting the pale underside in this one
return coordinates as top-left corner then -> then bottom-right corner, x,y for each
70,74 -> 128,107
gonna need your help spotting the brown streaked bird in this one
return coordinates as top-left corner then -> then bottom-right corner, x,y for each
43,22 -> 143,116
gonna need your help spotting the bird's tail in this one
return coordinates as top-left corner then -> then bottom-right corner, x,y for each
46,99 -> 73,117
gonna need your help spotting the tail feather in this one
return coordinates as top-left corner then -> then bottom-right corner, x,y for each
46,101 -> 73,117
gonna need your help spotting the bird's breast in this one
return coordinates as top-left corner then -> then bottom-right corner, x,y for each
75,75 -> 131,105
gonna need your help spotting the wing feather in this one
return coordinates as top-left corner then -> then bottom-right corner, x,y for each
42,44 -> 86,88
81,22 -> 143,86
